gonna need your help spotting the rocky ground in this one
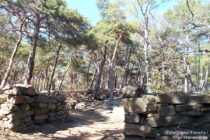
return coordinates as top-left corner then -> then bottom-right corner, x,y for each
0,99 -> 126,140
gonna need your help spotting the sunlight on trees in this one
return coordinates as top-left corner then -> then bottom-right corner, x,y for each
0,0 -> 209,95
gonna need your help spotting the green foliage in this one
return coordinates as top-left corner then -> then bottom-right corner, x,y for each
0,0 -> 209,93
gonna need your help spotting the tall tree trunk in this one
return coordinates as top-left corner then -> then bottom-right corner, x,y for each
90,68 -> 97,90
204,62 -> 209,92
108,33 -> 122,101
48,45 -> 62,93
108,60 -> 115,100
120,45 -> 131,89
143,25 -> 150,92
194,48 -> 199,92
45,67 -> 49,90
161,57 -> 165,89
57,63 -> 70,94
93,41 -> 108,98
0,23 -> 23,88
183,44 -> 192,93
137,59 -> 144,87
37,74 -> 41,91
24,23 -> 40,84
86,59 -> 92,89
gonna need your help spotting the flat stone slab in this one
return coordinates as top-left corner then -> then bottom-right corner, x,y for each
39,103 -> 48,108
20,104 -> 30,111
176,104 -> 203,112
8,110 -> 33,120
34,115 -> 48,120
48,103 -> 56,110
145,116 -> 191,127
155,93 -> 186,104
123,98 -> 157,114
34,96 -> 50,103
49,97 -> 57,103
13,84 -> 36,96
122,86 -> 145,98
192,113 -> 210,127
7,96 -> 33,104
125,113 -> 140,124
186,95 -> 210,104
159,105 -> 176,116
33,109 -> 49,115
124,123 -> 157,137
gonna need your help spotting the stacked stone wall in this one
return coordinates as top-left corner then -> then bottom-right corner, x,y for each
122,86 -> 210,140
0,85 -> 67,132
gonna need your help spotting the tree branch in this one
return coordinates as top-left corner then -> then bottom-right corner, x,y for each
186,0 -> 194,20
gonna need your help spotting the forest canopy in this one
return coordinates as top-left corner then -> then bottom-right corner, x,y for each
0,0 -> 209,97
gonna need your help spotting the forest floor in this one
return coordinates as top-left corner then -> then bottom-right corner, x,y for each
0,98 -> 126,140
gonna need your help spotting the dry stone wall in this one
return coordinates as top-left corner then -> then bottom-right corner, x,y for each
0,85 -> 67,132
122,86 -> 210,140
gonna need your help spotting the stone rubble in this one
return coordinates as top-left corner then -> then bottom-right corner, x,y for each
0,84 -> 68,132
122,86 -> 210,139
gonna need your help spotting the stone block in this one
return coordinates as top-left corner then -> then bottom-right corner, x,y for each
23,117 -> 32,123
155,93 -> 186,104
162,116 -> 182,126
178,110 -> 203,116
39,103 -> 48,108
186,95 -> 210,104
176,104 -> 202,112
145,116 -> 185,127
57,110 -> 66,115
8,111 -> 33,120
201,107 -> 210,112
145,116 -> 162,127
49,97 -> 57,103
200,95 -> 210,104
34,96 -> 50,103
122,86 -> 145,98
34,119 -> 46,124
14,84 -> 36,96
48,112 -> 56,118
192,113 -> 210,127
20,104 -> 30,111
124,123 -> 157,137
57,95 -> 66,102
56,104 -> 66,110
123,98 -> 157,114
20,110 -> 33,118
195,123 -> 210,131
48,103 -> 56,110
125,113 -> 140,124
8,96 -> 33,104
159,105 -> 176,116
141,95 -> 156,102
0,103 -> 19,112
34,115 -> 48,120
33,109 -> 49,115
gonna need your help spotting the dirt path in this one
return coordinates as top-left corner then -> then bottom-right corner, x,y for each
1,99 -> 125,140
